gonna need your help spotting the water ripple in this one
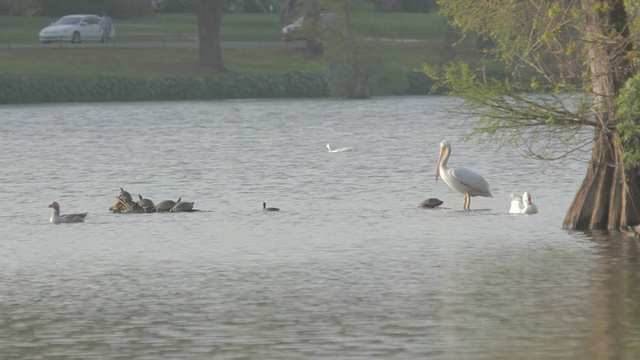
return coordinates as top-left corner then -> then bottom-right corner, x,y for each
1,97 -> 638,359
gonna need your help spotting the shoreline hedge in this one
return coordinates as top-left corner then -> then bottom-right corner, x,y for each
0,71 -> 436,104
0,71 -> 329,104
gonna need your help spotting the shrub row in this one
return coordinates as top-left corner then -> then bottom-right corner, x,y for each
0,71 -> 329,104
0,71 -> 442,104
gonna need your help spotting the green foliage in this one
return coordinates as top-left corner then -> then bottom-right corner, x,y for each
437,0 -> 585,92
323,0 -> 392,98
616,75 -> 640,168
324,41 -> 369,97
151,0 -> 190,13
296,0 -> 330,53
399,0 -> 436,13
241,0 -> 270,13
0,70 -> 435,104
0,72 -> 328,104
405,71 -> 440,95
0,0 -> 40,16
421,61 -> 592,157
427,1 -> 624,160
326,39 -> 411,97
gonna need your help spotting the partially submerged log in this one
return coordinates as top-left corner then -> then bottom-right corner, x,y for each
109,188 -> 197,213
109,196 -> 147,213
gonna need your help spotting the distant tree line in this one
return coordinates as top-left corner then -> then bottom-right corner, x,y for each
150,0 -> 437,14
0,0 -> 437,17
0,0 -> 152,18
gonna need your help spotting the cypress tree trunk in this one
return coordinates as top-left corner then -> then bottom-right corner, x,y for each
563,0 -> 639,229
195,0 -> 228,72
563,130 -> 640,229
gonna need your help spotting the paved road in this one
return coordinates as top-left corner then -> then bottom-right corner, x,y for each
0,40 -> 307,50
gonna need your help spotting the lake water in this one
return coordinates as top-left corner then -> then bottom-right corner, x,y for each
1,97 -> 639,359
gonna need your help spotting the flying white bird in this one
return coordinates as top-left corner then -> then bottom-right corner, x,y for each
326,144 -> 353,153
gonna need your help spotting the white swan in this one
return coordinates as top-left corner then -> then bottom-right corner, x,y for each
48,202 -> 88,224
326,144 -> 353,153
509,192 -> 538,214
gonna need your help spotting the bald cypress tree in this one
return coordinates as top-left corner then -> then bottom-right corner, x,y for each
429,0 -> 640,230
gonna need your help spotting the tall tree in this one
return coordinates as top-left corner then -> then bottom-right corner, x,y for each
324,0 -> 376,98
428,0 -> 640,230
0,0 -> 40,16
278,0 -> 297,26
300,0 -> 325,55
565,0 -> 639,229
184,0 -> 230,72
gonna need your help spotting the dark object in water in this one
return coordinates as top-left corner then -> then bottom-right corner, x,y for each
263,202 -> 280,211
419,198 -> 443,208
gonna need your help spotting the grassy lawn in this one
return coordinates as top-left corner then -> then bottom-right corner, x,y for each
0,12 -> 446,43
352,12 -> 446,40
0,12 -> 451,82
0,41 -> 440,78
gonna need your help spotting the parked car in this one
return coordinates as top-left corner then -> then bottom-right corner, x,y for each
281,16 -> 305,41
281,14 -> 335,41
39,14 -> 116,44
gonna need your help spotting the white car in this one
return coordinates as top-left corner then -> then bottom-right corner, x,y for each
281,14 -> 335,41
39,14 -> 115,44
281,16 -> 305,41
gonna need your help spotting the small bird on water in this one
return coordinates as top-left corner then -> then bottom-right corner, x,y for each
263,202 -> 280,211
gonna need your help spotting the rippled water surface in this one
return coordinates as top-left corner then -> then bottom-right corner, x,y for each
1,97 -> 639,359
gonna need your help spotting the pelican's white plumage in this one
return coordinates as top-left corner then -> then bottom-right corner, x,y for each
436,140 -> 492,210
326,144 -> 353,153
509,192 -> 538,214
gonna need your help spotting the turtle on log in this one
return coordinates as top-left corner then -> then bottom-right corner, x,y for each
137,194 -> 156,213
119,187 -> 133,202
155,197 -> 181,212
170,201 -> 195,212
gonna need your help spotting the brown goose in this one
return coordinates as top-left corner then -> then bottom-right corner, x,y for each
48,202 -> 88,224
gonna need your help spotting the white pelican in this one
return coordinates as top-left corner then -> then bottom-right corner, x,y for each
509,192 -> 538,214
326,144 -> 353,153
48,202 -> 88,224
435,140 -> 492,210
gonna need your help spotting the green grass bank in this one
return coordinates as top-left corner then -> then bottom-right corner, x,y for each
0,12 -> 451,103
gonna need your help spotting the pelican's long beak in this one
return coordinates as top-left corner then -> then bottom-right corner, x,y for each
435,149 -> 443,182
